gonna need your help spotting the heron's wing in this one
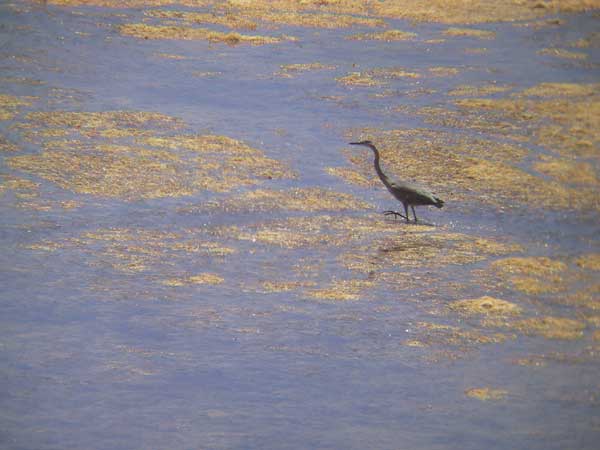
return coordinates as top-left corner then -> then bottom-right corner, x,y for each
389,180 -> 442,206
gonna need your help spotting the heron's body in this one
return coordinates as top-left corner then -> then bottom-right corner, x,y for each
349,140 -> 444,222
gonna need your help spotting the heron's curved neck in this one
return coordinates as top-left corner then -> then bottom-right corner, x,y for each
366,144 -> 389,185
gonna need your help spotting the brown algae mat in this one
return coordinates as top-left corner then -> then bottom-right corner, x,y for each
7,111 -> 295,200
49,0 -> 600,25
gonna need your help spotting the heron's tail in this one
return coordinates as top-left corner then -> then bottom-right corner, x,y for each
434,197 -> 444,208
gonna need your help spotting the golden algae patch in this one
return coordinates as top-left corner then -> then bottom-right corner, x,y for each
260,280 -> 317,293
0,136 -> 18,152
9,129 -> 294,199
448,84 -> 512,97
369,67 -> 421,80
370,1 -> 528,24
0,94 -> 35,121
143,134 -> 295,184
161,273 -> 224,287
21,111 -> 183,137
49,0 -> 200,6
336,72 -> 383,87
492,257 -> 567,278
27,227 -> 234,275
570,31 -> 600,48
575,254 -> 600,271
227,9 -> 385,29
145,10 -> 258,30
219,215 -> 415,250
519,82 -> 600,97
491,256 -> 567,295
119,24 -> 290,45
538,48 -> 588,59
0,175 -> 39,199
414,322 -> 508,348
276,63 -> 336,78
454,83 -> 600,159
305,279 -> 373,301
586,315 -> 600,327
442,28 -> 495,39
154,52 -> 188,60
337,67 -> 420,87
341,232 -> 521,273
428,67 -> 460,77
325,167 -> 372,188
533,157 -> 598,185
8,145 -> 194,200
0,77 -> 44,85
450,296 -> 522,316
510,316 -> 586,340
464,47 -> 488,54
465,387 -> 508,401
566,284 -> 600,310
189,188 -> 370,213
347,30 -> 417,41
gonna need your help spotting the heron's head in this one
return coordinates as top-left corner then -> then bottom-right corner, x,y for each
349,140 -> 373,147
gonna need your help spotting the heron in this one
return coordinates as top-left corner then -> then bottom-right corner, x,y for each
349,140 -> 444,223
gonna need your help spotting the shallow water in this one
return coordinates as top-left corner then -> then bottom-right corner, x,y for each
1,2 -> 599,449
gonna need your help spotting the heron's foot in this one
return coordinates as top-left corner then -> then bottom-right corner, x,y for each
383,210 -> 408,221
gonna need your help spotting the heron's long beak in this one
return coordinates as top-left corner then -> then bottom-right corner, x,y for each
349,142 -> 361,145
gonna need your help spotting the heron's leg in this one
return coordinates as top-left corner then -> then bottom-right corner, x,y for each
383,210 -> 407,220
403,203 -> 410,223
411,206 -> 418,222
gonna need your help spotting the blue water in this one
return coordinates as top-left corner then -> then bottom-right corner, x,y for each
1,2 -> 599,449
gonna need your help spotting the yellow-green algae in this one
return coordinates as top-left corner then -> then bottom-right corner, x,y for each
217,215 -> 520,264
336,67 -> 421,87
510,316 -> 586,340
566,284 -> 600,310
569,31 -> 600,48
538,48 -> 588,59
183,188 -> 370,213
452,82 -> 600,159
0,175 -> 79,211
305,279 -> 374,301
575,254 -> 600,271
428,67 -> 460,77
146,6 -> 385,30
347,30 -> 417,41
0,94 -> 35,120
276,63 -> 337,78
243,0 -> 600,25
25,227 -> 235,275
450,296 -> 522,316
413,322 -> 509,348
465,387 -> 508,401
118,23 -> 292,45
0,175 -> 39,198
442,27 -> 496,39
259,280 -> 317,293
161,273 -> 224,287
491,256 -> 567,295
533,157 -> 598,185
448,84 -> 512,97
335,72 -> 384,87
340,233 -> 521,273
8,112 -> 295,200
145,9 -> 258,30
0,135 -> 18,152
20,111 -> 184,137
